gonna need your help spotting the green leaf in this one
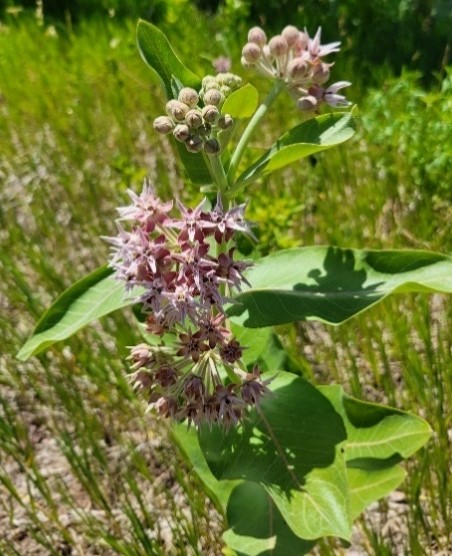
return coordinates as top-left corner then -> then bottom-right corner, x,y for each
228,247 -> 452,327
347,467 -> 407,520
171,425 -> 239,514
236,111 -> 356,185
223,482 -> 316,556
136,19 -> 211,184
229,322 -> 288,371
198,371 -> 351,540
17,267 -> 142,360
173,426 -> 317,555
319,385 -> 431,518
222,84 -> 259,120
136,19 -> 200,97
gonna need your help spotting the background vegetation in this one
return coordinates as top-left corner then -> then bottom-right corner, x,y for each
0,1 -> 451,554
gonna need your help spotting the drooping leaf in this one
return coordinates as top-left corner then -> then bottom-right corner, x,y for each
228,247 -> 452,327
222,84 -> 259,120
320,385 -> 431,518
223,482 -> 317,556
136,19 -> 211,184
236,110 -> 356,186
17,267 -> 142,360
198,371 -> 351,540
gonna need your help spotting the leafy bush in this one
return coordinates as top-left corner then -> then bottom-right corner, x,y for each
361,68 -> 452,197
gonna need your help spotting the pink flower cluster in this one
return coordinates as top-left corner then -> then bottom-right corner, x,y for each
241,25 -> 351,111
105,180 -> 270,427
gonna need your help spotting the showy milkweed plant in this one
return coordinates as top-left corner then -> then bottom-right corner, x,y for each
18,19 -> 452,555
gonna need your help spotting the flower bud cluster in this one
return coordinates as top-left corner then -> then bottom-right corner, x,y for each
105,180 -> 269,427
153,73 -> 242,154
241,25 -> 351,111
199,72 -> 242,106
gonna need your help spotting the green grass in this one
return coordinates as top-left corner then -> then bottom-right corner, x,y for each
1,10 -> 451,555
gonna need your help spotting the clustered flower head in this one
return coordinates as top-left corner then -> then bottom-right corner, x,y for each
241,25 -> 351,111
105,180 -> 270,427
153,72 -> 242,155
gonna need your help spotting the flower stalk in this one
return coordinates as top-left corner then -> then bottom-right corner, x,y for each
227,79 -> 285,186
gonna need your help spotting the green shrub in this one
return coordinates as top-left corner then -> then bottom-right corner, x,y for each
361,68 -> 452,197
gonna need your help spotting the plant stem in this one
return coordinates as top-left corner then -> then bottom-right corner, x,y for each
227,79 -> 285,187
207,153 -> 229,207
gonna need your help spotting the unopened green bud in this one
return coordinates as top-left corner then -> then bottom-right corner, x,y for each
153,116 -> 173,134
216,73 -> 242,89
197,122 -> 211,136
173,123 -> 191,142
228,74 -> 242,90
185,109 -> 203,129
202,104 -> 220,124
203,89 -> 224,106
217,114 -> 233,130
165,99 -> 179,117
220,85 -> 231,97
202,75 -> 217,89
185,135 -> 203,153
169,100 -> 189,122
204,138 -> 220,155
178,87 -> 199,108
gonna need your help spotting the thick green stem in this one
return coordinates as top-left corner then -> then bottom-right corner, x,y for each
202,151 -> 229,207
209,153 -> 229,196
227,79 -> 285,187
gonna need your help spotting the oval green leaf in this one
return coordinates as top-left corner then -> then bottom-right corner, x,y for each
320,384 -> 431,518
172,427 -> 317,555
222,84 -> 259,120
229,247 -> 452,327
223,482 -> 316,556
198,371 -> 351,540
17,267 -> 143,361
236,110 -> 356,186
136,19 -> 200,97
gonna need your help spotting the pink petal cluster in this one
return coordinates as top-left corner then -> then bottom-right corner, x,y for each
241,25 -> 351,111
105,180 -> 269,427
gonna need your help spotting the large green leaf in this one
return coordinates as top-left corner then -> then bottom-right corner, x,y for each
223,482 -> 316,556
136,19 -> 211,184
172,427 -> 317,555
19,247 -> 452,359
198,371 -> 351,540
347,467 -> 407,520
222,84 -> 259,120
17,268 -> 142,360
175,380 -> 431,554
320,385 -> 431,518
229,247 -> 452,327
236,111 -> 356,186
